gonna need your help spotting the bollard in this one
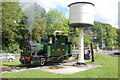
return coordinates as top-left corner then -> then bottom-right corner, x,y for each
90,43 -> 94,62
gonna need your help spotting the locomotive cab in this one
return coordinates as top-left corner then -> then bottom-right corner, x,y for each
48,35 -> 72,45
46,35 -> 73,58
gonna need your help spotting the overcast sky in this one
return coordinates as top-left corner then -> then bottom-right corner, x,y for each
20,0 -> 119,28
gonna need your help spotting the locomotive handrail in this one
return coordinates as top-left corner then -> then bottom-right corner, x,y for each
54,30 -> 74,36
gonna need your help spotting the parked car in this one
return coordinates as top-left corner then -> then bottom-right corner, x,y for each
109,52 -> 120,57
0,53 -> 16,62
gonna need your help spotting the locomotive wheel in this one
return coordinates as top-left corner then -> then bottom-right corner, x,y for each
64,56 -> 69,60
40,58 -> 45,65
59,57 -> 64,63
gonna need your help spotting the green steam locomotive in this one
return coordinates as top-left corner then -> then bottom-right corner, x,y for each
20,31 -> 73,65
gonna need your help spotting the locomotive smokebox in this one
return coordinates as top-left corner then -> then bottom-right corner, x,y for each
28,32 -> 32,41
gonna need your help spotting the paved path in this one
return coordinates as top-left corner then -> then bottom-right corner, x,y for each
73,50 -> 119,55
95,50 -> 119,55
39,62 -> 102,74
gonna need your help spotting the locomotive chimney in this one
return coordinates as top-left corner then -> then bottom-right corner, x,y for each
28,32 -> 32,41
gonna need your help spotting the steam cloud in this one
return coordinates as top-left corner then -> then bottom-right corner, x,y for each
22,2 -> 36,32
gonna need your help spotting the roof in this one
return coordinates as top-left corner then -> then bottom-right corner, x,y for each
68,2 -> 94,7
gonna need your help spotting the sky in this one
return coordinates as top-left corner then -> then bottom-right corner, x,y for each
20,0 -> 119,28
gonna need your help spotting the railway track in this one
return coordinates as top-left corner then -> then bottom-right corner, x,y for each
1,59 -> 78,73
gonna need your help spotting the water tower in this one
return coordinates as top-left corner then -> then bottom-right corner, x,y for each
68,2 -> 94,65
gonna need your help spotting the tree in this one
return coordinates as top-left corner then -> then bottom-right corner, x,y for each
46,9 -> 70,35
0,2 -> 1,52
2,2 -> 26,53
32,3 -> 46,41
84,32 -> 91,47
87,21 -> 118,49
16,16 -> 28,49
33,17 -> 46,41
116,29 -> 120,49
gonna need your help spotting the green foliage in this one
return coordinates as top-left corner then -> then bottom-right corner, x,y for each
46,9 -> 70,35
117,29 -> 120,48
33,17 -> 46,41
1,61 -> 21,67
2,2 -> 27,53
105,45 -> 112,50
84,33 -> 91,47
14,54 -> 20,57
0,2 -> 2,53
87,21 -> 118,49
2,2 -> 47,52
16,16 -> 28,49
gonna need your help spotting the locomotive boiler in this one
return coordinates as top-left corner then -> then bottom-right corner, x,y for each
20,31 -> 73,65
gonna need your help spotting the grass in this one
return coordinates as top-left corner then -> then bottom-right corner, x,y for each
0,61 -> 21,67
1,53 -> 119,78
14,55 -> 20,57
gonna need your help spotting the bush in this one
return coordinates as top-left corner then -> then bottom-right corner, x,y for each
105,45 -> 112,50
93,44 -> 97,49
114,45 -> 119,49
2,43 -> 21,54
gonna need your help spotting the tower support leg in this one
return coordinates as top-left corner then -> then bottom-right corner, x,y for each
74,27 -> 86,66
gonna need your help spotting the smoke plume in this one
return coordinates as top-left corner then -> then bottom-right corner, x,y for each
22,2 -> 36,32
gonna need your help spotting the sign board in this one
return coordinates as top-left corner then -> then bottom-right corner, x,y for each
97,45 -> 99,50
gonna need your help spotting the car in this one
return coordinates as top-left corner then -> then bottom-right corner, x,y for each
0,53 -> 16,62
109,52 -> 120,57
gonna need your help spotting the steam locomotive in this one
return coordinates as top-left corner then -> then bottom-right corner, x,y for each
20,31 -> 73,65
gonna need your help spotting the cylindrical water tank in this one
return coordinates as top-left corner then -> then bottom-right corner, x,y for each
68,2 -> 94,27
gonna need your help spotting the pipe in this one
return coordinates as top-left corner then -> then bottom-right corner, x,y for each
54,30 -> 74,36
28,32 -> 32,41
73,28 -> 76,50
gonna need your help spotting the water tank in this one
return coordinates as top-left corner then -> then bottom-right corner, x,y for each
68,2 -> 94,27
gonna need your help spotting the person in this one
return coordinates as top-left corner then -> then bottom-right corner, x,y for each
97,44 -> 99,53
84,49 -> 85,59
87,48 -> 91,60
